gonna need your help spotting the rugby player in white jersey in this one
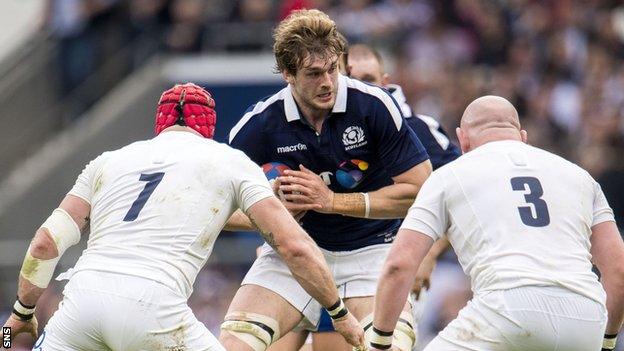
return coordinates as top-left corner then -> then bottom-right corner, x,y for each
369,95 -> 624,351
1,83 -> 364,350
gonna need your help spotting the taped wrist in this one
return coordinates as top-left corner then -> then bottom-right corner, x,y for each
326,298 -> 349,320
370,326 -> 393,350
602,334 -> 618,350
20,208 -> 81,288
332,193 -> 367,217
12,298 -> 35,321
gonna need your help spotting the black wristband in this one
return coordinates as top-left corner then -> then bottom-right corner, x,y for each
605,334 -> 618,339
369,325 -> 393,350
16,296 -> 35,310
370,342 -> 391,350
12,308 -> 34,321
330,308 -> 348,320
327,298 -> 342,311
372,326 -> 394,337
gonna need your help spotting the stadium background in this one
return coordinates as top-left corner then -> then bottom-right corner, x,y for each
0,0 -> 622,349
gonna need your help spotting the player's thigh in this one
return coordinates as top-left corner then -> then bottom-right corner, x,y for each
343,296 -> 374,319
220,284 -> 304,345
137,311 -> 224,351
345,295 -> 412,320
311,331 -> 350,351
267,330 -> 309,351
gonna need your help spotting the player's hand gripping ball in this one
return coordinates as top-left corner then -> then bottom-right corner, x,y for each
262,162 -> 291,201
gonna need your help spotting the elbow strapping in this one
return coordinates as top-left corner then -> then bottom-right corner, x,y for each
30,230 -> 58,259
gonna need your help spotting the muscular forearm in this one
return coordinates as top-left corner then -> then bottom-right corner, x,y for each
280,236 -> 340,308
426,237 -> 449,260
17,277 -> 45,307
245,198 -> 340,308
332,182 -> 419,219
373,263 -> 415,331
17,229 -> 59,306
603,273 -> 624,334
374,229 -> 434,332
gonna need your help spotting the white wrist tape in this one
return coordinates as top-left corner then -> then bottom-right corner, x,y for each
603,335 -> 617,350
362,192 -> 370,218
20,208 -> 81,288
13,300 -> 35,316
370,326 -> 393,350
326,298 -> 349,320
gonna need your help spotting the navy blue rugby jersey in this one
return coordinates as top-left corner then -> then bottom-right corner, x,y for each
229,75 -> 429,251
387,84 -> 460,170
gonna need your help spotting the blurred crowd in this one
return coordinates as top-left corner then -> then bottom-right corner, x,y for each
17,0 -> 621,350
45,0 -> 624,221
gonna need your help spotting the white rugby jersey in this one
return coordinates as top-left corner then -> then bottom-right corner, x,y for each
65,131 -> 273,297
402,140 -> 614,304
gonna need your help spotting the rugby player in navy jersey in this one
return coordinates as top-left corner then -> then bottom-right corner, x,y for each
275,44 -> 463,351
220,9 -> 432,351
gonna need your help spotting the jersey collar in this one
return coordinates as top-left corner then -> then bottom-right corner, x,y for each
386,83 -> 413,118
284,74 -> 348,122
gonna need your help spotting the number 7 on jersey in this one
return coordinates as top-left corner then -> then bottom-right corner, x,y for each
123,172 -> 165,222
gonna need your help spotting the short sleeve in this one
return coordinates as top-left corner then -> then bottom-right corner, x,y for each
229,150 -> 275,212
368,95 -> 429,176
592,180 -> 615,227
67,153 -> 110,205
400,172 -> 447,241
229,105 -> 267,165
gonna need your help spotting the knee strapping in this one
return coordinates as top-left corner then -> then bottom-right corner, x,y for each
220,312 -> 280,351
361,311 -> 417,351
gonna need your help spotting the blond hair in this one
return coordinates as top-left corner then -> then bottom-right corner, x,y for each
273,9 -> 347,74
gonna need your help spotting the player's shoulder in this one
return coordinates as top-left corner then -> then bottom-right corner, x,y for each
344,75 -> 396,109
92,139 -> 150,163
408,114 -> 439,129
527,144 -> 595,180
229,87 -> 289,143
205,138 -> 254,161
343,76 -> 403,128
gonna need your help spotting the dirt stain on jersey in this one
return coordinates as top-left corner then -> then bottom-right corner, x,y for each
94,173 -> 104,194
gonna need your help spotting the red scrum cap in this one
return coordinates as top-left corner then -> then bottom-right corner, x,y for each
155,83 -> 216,138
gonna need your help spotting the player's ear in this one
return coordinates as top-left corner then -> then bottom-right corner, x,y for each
282,70 -> 295,85
381,73 -> 389,86
520,129 -> 528,143
456,127 -> 469,154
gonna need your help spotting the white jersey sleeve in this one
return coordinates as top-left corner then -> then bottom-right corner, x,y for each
592,181 -> 615,226
68,152 -> 111,204
230,151 -> 274,212
401,172 -> 448,241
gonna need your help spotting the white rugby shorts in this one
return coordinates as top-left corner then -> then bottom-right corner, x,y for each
424,286 -> 607,351
34,271 -> 224,351
242,243 -> 392,330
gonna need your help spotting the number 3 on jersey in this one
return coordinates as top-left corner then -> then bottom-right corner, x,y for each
510,176 -> 550,227
123,172 -> 165,222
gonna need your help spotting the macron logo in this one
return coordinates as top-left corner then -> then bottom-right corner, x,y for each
277,143 -> 308,154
